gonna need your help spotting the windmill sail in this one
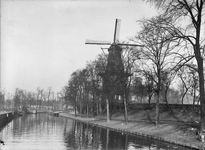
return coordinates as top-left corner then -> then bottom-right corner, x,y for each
85,19 -> 144,47
117,43 -> 144,47
113,19 -> 121,44
85,39 -> 111,45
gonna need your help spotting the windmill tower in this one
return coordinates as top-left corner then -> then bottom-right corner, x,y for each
85,19 -> 143,121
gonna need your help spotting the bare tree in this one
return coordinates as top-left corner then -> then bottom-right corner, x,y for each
146,0 -> 205,135
178,67 -> 191,104
0,91 -> 5,110
14,88 -> 21,110
133,15 -> 181,127
121,45 -> 141,123
95,54 -> 107,114
36,87 -> 44,109
177,64 -> 198,104
46,87 -> 52,109
86,60 -> 102,116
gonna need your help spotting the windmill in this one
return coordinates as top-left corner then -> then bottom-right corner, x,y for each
85,19 -> 143,122
86,19 -> 143,94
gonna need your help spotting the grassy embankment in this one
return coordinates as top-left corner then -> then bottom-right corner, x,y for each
60,108 -> 205,149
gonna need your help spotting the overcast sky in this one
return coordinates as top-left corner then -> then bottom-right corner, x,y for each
1,0 -> 157,95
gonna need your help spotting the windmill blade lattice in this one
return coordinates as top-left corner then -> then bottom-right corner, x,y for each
85,39 -> 111,45
113,19 -> 121,44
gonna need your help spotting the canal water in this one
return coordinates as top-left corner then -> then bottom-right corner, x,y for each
0,113 -> 194,150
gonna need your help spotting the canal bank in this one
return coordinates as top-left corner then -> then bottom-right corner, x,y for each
0,112 -> 16,131
60,111 -> 205,150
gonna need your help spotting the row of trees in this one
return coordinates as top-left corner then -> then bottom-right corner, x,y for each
62,0 -> 205,134
0,92 -> 5,110
0,87 -> 62,111
62,57 -> 106,117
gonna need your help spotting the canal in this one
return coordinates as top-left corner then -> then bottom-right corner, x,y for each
0,113 -> 194,150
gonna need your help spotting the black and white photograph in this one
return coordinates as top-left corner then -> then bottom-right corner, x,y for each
0,0 -> 205,149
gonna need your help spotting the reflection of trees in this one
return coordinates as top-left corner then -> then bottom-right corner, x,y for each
12,114 -> 67,138
63,121 -> 131,149
64,120 -> 190,150
64,121 -> 132,149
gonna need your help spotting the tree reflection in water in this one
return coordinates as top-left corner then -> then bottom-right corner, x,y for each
63,120 -> 192,150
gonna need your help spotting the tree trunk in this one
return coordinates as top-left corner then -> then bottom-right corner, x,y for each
92,93 -> 95,116
106,97 -> 110,122
109,94 -> 115,119
181,85 -> 189,105
99,96 -> 102,114
156,67 -> 161,127
164,85 -> 172,112
86,104 -> 89,118
148,91 -> 154,108
124,95 -> 128,124
156,93 -> 160,127
197,57 -> 205,135
86,92 -> 89,118
194,8 -> 205,138
123,94 -> 128,124
96,97 -> 99,115
80,100 -> 82,117
192,88 -> 196,106
74,97 -> 77,117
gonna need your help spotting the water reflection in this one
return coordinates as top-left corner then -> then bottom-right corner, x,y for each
1,114 -> 194,150
63,121 -> 193,150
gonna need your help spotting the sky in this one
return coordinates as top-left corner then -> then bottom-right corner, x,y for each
1,0 -> 157,95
